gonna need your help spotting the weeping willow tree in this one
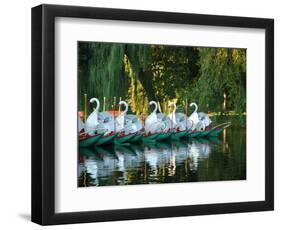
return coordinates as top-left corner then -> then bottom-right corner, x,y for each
78,42 -> 152,114
190,48 -> 246,114
78,42 -> 129,111
78,42 -> 246,117
124,44 -> 151,115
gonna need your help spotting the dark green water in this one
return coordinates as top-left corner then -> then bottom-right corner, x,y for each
78,126 -> 246,187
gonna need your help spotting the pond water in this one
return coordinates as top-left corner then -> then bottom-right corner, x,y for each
78,125 -> 246,187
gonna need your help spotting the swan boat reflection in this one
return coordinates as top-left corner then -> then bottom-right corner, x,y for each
78,138 -> 220,186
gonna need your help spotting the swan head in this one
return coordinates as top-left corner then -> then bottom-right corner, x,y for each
89,98 -> 99,104
89,98 -> 100,112
119,100 -> 128,107
189,102 -> 198,114
119,100 -> 128,114
149,101 -> 158,113
190,102 -> 197,107
149,101 -> 157,106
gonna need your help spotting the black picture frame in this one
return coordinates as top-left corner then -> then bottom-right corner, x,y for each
31,4 -> 274,225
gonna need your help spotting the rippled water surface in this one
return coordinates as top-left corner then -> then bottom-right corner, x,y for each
78,126 -> 246,187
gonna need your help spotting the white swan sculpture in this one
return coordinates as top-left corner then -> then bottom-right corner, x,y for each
198,112 -> 212,128
189,102 -> 212,131
116,101 -> 143,134
189,102 -> 200,131
124,114 -> 143,134
84,98 -> 100,134
168,102 -> 192,131
144,101 -> 167,134
85,97 -> 114,135
116,101 -> 128,132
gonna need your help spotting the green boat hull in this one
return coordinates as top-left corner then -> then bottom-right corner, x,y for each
185,123 -> 231,138
142,133 -> 159,142
96,133 -> 118,146
208,128 -> 223,137
114,132 -> 137,144
207,122 -> 231,137
79,134 -> 102,148
188,132 -> 201,138
197,129 -> 213,137
156,132 -> 173,141
130,133 -> 144,143
171,130 -> 187,140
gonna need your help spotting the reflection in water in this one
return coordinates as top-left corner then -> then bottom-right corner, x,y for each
78,127 -> 246,187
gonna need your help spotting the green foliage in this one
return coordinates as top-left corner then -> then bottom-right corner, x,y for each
78,42 -> 246,116
191,48 -> 246,113
151,46 -> 198,106
78,42 -> 129,111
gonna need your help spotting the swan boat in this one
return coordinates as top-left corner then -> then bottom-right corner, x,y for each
81,98 -> 118,146
144,101 -> 173,142
79,115 -> 105,147
168,102 -> 192,140
79,98 -> 231,147
114,101 -> 144,144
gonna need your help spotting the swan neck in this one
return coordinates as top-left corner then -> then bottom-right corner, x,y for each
191,103 -> 198,114
120,101 -> 128,115
151,101 -> 157,114
172,103 -> 176,114
92,98 -> 100,113
194,104 -> 198,113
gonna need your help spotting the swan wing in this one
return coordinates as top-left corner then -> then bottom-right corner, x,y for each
198,112 -> 212,126
145,122 -> 164,134
116,114 -> 125,132
145,113 -> 157,128
195,121 -> 205,131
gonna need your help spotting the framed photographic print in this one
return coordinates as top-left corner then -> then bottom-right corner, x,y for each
31,4 -> 274,225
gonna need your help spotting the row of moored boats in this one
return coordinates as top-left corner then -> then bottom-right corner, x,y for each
79,98 -> 231,147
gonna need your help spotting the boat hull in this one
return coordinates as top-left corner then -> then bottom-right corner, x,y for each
95,133 -> 118,146
197,129 -> 213,137
207,122 -> 231,137
156,131 -> 173,141
130,132 -> 144,143
171,130 -> 187,140
114,132 -> 137,144
187,131 -> 201,138
142,133 -> 159,142
208,128 -> 223,137
79,134 -> 102,148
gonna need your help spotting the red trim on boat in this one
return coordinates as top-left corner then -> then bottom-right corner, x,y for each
116,132 -> 135,138
79,133 -> 99,141
102,131 -> 116,138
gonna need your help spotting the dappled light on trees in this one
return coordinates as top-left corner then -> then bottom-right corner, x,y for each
78,42 -> 246,116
